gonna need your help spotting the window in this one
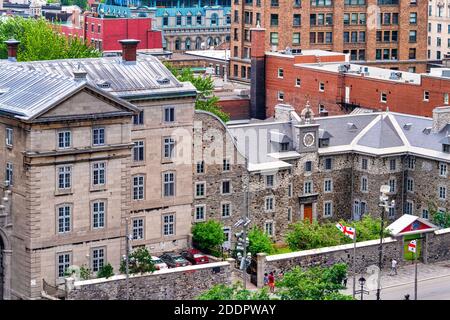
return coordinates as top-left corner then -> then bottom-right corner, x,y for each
277,91 -> 284,101
264,221 -> 274,236
288,183 -> 293,197
163,16 -> 168,26
265,196 -> 274,212
187,15 -> 192,25
92,162 -> 106,186
164,107 -> 175,122
288,207 -> 292,222
304,181 -> 313,194
324,158 -> 332,170
409,30 -> 417,43
270,32 -> 279,44
389,158 -> 396,171
195,182 -> 205,198
293,14 -> 301,26
266,175 -> 274,188
388,206 -> 395,219
195,205 -> 205,222
133,175 -> 145,200
444,93 -> 449,105
406,177 -> 414,193
58,130 -> 71,149
407,157 -> 415,170
361,158 -> 368,170
405,201 -> 414,215
293,32 -> 301,45
92,201 -> 105,229
409,12 -> 417,24
423,91 -> 430,101
5,127 -> 13,147
409,48 -> 416,59
163,172 -> 175,197
439,186 -> 447,200
91,248 -> 105,272
196,161 -> 204,174
422,209 -> 429,220
92,127 -> 105,146
163,137 -> 175,159
319,82 -> 325,92
223,159 -> 231,171
57,205 -> 71,233
278,68 -> 284,78
440,163 -> 448,177
324,179 -> 333,192
305,161 -> 312,172
295,78 -> 301,87
324,201 -> 333,217
280,142 -> 289,151
361,176 -> 368,192
389,178 -> 396,193
56,253 -> 71,278
222,180 -> 231,195
381,92 -> 387,103
132,218 -> 144,240
271,14 -> 278,26
58,166 -> 71,189
163,214 -> 175,236
133,110 -> 144,125
133,140 -> 145,162
222,203 -> 231,217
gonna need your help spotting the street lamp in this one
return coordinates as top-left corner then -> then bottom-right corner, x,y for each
355,276 -> 369,300
376,184 -> 395,301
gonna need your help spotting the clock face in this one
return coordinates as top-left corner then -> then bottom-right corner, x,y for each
303,132 -> 315,147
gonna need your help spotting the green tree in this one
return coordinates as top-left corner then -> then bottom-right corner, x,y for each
97,263 -> 114,279
429,202 -> 450,228
0,17 -> 100,61
197,283 -> 271,300
192,220 -> 225,254
119,247 -> 156,275
276,263 -> 352,300
163,63 -> 230,122
248,227 -> 274,256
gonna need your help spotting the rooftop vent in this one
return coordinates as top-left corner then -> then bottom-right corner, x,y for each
347,122 -> 358,130
156,77 -> 170,85
338,64 -> 351,73
403,123 -> 412,130
423,127 -> 432,135
96,80 -> 111,89
389,72 -> 403,80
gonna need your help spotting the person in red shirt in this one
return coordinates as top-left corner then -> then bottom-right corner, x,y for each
268,272 -> 275,293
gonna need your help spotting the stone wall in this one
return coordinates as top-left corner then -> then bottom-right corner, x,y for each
67,261 -> 232,300
425,228 -> 450,263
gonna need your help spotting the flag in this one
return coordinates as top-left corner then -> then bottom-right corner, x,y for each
336,222 -> 355,240
408,240 -> 417,253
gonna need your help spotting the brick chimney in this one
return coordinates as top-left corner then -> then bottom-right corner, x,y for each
119,39 -> 140,63
250,26 -> 266,120
4,39 -> 20,62
432,106 -> 450,133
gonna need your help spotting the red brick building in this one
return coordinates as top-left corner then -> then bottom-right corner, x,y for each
250,26 -> 450,119
231,0 -> 428,83
59,13 -> 162,52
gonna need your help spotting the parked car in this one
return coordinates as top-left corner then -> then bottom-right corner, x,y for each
151,256 -> 168,270
181,249 -> 209,265
159,253 -> 191,268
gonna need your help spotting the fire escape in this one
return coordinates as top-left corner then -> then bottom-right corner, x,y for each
336,64 -> 363,113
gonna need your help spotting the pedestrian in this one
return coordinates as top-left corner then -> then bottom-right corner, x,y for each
404,294 -> 410,300
343,276 -> 348,288
268,272 -> 275,293
390,258 -> 398,276
263,273 -> 269,286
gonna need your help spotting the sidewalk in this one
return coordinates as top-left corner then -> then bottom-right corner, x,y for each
342,260 -> 450,295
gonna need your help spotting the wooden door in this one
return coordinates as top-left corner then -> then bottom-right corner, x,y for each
304,204 -> 313,223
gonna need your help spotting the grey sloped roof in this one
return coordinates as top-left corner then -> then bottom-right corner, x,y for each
5,55 -> 196,99
357,115 -> 404,148
0,65 -> 83,119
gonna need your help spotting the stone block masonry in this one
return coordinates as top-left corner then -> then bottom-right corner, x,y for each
66,261 -> 232,300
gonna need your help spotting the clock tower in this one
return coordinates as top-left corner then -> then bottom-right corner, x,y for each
294,101 -> 320,153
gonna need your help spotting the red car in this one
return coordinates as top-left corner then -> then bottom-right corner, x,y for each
181,249 -> 209,265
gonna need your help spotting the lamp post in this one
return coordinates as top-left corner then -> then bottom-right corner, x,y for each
124,217 -> 133,300
355,276 -> 369,300
376,185 -> 395,301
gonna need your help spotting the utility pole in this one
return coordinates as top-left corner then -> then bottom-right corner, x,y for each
414,245 -> 418,300
125,217 -> 130,300
352,229 -> 357,299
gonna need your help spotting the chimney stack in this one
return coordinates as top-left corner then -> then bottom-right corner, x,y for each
250,26 -> 266,120
432,106 -> 450,133
4,39 -> 20,62
119,39 -> 140,63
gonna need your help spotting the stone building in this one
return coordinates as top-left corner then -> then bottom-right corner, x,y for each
230,0 -> 428,82
0,39 -> 197,299
195,102 -> 450,245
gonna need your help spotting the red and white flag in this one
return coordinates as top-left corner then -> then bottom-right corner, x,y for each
336,223 -> 355,240
408,240 -> 417,253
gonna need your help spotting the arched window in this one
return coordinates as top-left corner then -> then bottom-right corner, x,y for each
207,37 -> 213,47
185,38 -> 191,50
175,38 -> 181,51
195,37 -> 202,50
210,13 -> 218,26
214,37 -> 221,46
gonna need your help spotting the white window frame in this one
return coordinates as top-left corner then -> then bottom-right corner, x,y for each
5,127 -> 13,147
92,127 -> 105,146
323,201 -> 333,218
221,180 -> 231,195
423,91 -> 430,102
132,218 -> 144,240
194,205 -> 206,222
406,177 -> 414,193
221,202 -> 231,218
380,92 -> 387,103
91,247 -> 105,272
163,214 -> 175,236
133,140 -> 145,162
422,208 -> 429,220
92,161 -> 106,186
195,181 -> 206,198
324,178 -> 333,193
265,175 -> 274,188
223,159 -> 231,172
57,205 -> 71,234
304,181 -> 313,195
277,68 -> 284,78
265,196 -> 275,212
163,172 -> 175,197
439,186 -> 447,200
295,78 -> 301,87
163,137 -> 175,159
92,200 -> 106,229
264,220 -> 274,237
133,175 -> 145,200
361,176 -> 368,192
58,130 -> 71,149
405,200 -> 414,215
164,107 -> 175,123
439,162 -> 448,177
57,165 -> 71,190
277,91 -> 284,101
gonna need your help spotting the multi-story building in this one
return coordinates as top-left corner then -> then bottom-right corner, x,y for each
97,0 -> 231,52
427,0 -> 450,60
0,39 -> 197,299
230,0 -> 428,82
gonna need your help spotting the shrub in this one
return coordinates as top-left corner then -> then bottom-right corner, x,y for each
248,227 -> 274,256
80,265 -> 91,280
97,263 -> 114,279
120,247 -> 156,275
197,283 -> 270,300
192,220 -> 225,253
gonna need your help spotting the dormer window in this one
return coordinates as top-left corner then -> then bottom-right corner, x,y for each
280,142 -> 289,151
319,138 -> 329,148
444,144 -> 450,153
